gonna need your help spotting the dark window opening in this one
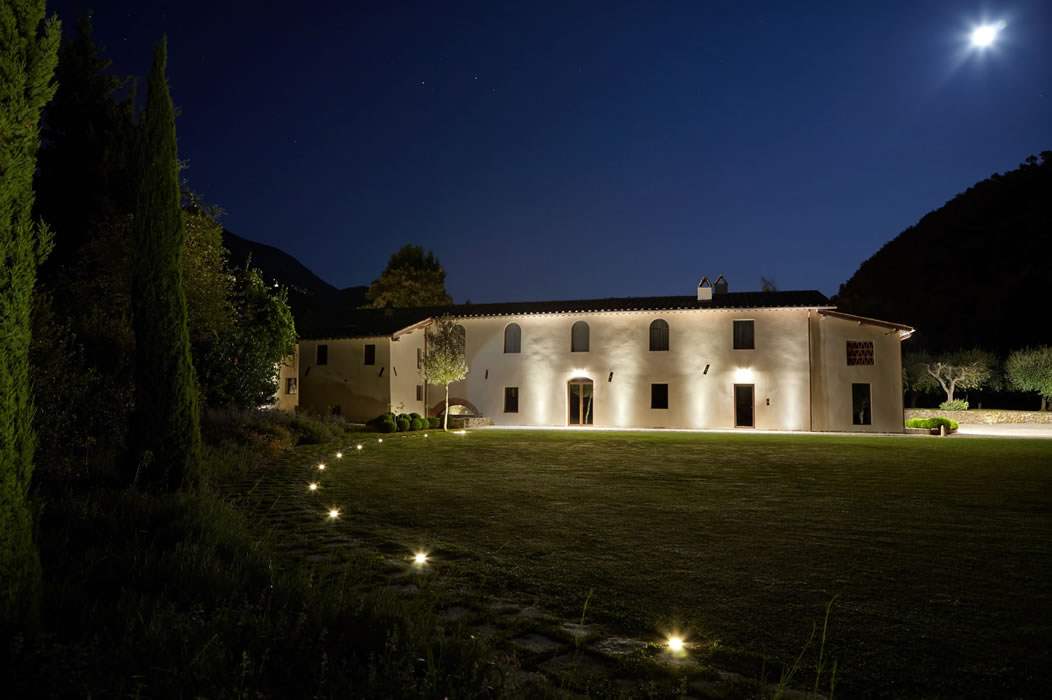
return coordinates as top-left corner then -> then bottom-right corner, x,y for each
651,383 -> 669,409
733,320 -> 754,350
571,321 -> 589,352
734,384 -> 754,427
649,319 -> 669,351
416,385 -> 424,401
417,348 -> 423,369
852,383 -> 872,425
364,344 -> 376,365
504,387 -> 519,413
504,323 -> 521,353
316,344 -> 328,365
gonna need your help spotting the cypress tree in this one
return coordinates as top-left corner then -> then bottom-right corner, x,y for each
128,37 -> 202,491
0,0 -> 60,627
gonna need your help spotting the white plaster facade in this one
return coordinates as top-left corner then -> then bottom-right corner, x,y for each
296,292 -> 913,432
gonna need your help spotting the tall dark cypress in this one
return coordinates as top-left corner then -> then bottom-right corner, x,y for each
0,0 -> 60,628
128,37 -> 202,491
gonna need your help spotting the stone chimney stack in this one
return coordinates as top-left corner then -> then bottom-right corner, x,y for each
697,276 -> 713,301
714,274 -> 728,295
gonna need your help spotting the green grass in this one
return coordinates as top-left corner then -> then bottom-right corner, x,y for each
255,429 -> 1052,698
14,413 -> 503,699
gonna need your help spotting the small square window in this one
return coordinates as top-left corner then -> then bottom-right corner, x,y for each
504,387 -> 519,413
316,344 -> 328,365
733,320 -> 754,350
364,344 -> 376,365
416,385 -> 424,401
286,378 -> 297,394
651,383 -> 669,409
847,341 -> 875,366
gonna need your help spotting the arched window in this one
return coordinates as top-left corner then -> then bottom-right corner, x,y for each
454,324 -> 466,353
649,319 -> 669,351
571,321 -> 589,352
504,323 -> 521,353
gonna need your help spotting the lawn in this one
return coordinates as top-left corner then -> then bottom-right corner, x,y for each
237,429 -> 1052,698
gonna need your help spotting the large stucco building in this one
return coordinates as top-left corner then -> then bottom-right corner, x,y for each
293,278 -> 914,432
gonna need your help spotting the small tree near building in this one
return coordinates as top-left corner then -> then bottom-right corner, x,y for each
1006,346 -> 1052,411
918,348 -> 997,406
902,351 -> 938,408
423,316 -> 469,431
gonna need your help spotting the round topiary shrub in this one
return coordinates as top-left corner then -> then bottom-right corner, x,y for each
428,416 -> 441,429
379,416 -> 397,433
410,417 -> 425,431
396,415 -> 411,432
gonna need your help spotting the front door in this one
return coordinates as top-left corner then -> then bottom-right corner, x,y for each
734,384 -> 754,428
568,379 -> 594,425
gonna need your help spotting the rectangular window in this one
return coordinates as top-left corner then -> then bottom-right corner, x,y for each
846,341 -> 875,366
504,386 -> 519,413
316,344 -> 328,365
852,383 -> 872,425
416,347 -> 423,370
651,383 -> 669,409
364,344 -> 376,365
733,320 -> 754,350
286,377 -> 297,394
416,385 -> 424,401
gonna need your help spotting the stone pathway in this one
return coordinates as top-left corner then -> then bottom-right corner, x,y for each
221,435 -> 823,699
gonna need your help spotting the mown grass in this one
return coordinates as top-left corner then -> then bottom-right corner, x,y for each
285,429 -> 1052,698
8,412 -> 504,699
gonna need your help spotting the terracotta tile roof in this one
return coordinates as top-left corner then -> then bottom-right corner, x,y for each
299,290 -> 832,340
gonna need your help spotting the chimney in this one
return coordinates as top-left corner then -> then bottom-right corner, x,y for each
384,301 -> 394,318
714,274 -> 728,295
697,276 -> 712,301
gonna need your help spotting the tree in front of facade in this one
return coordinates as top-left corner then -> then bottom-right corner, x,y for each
0,0 -> 61,628
127,37 -> 201,491
422,316 -> 469,431
196,263 -> 297,410
366,244 -> 453,308
914,348 -> 998,406
1006,346 -> 1052,411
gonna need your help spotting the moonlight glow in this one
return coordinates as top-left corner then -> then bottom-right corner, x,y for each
971,21 -> 1004,48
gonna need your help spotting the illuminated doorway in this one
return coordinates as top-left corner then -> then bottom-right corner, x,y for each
734,384 -> 754,428
568,379 -> 594,425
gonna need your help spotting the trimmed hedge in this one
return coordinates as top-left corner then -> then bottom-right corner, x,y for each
905,417 -> 959,430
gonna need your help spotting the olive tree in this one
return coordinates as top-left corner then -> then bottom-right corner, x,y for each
1006,346 -> 1052,411
422,316 -> 469,431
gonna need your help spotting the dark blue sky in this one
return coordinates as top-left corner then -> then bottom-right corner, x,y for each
51,1 -> 1051,302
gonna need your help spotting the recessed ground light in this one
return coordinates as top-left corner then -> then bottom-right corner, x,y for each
668,636 -> 684,651
327,508 -> 340,520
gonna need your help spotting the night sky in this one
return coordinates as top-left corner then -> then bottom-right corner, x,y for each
49,1 -> 1052,303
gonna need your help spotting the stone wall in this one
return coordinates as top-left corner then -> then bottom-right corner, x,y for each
447,416 -> 495,429
905,408 -> 1052,425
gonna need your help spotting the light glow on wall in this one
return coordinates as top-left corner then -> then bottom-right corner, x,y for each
734,367 -> 754,382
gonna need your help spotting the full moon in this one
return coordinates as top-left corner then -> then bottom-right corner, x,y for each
971,22 -> 1002,48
